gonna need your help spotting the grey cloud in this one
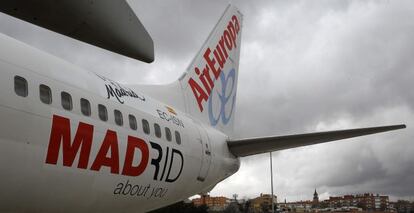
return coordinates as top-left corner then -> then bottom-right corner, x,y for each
0,0 -> 412,202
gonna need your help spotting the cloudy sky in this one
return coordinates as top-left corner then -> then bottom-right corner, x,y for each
1,0 -> 413,202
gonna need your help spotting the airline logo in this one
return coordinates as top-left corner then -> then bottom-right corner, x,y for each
45,115 -> 183,183
188,14 -> 240,116
208,68 -> 236,126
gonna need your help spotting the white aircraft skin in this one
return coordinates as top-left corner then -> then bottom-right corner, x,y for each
0,31 -> 239,212
0,5 -> 405,213
0,33 -> 239,212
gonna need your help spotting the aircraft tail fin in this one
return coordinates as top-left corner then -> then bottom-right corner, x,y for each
178,5 -> 243,136
131,5 -> 242,136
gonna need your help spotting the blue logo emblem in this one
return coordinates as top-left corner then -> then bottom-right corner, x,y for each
208,68 -> 236,126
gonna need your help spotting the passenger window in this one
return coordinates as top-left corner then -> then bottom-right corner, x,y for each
14,76 -> 28,97
39,84 -> 52,104
114,110 -> 123,126
154,123 -> 161,138
61,92 -> 72,110
129,114 -> 137,130
175,131 -> 181,145
165,127 -> 172,142
98,104 -> 108,121
80,98 -> 91,116
142,119 -> 150,134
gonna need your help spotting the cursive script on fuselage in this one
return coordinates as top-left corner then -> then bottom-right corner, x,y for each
105,83 -> 145,104
95,73 -> 145,104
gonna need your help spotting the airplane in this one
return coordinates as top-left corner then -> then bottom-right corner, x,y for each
0,2 -> 406,213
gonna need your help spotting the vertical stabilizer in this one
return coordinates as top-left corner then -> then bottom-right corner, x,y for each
179,5 -> 243,136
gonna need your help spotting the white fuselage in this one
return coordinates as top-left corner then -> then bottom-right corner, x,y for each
0,33 -> 240,212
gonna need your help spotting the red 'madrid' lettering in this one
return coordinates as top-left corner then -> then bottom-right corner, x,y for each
45,115 -> 184,182
45,115 -> 150,176
188,15 -> 240,112
122,136 -> 149,176
46,115 -> 93,169
90,130 -> 120,174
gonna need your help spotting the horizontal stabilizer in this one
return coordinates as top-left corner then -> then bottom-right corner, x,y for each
0,0 -> 154,62
227,124 -> 406,157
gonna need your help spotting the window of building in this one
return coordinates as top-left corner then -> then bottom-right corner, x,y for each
61,91 -> 72,110
129,114 -> 137,130
114,110 -> 123,126
14,76 -> 28,97
98,104 -> 108,121
165,127 -> 172,142
175,131 -> 181,145
39,84 -> 52,104
142,119 -> 150,134
80,98 -> 91,116
154,123 -> 161,138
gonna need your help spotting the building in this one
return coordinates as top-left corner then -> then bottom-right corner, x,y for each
326,193 -> 389,211
390,200 -> 413,213
192,195 -> 230,211
313,189 -> 319,208
250,193 -> 277,213
281,200 -> 313,212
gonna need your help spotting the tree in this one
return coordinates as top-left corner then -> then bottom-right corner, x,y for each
356,201 -> 366,210
261,202 -> 270,213
224,202 -> 241,213
243,200 -> 252,213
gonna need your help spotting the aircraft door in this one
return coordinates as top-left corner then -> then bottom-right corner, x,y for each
196,126 -> 212,182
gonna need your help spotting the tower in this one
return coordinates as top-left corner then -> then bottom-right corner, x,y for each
313,189 -> 319,208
